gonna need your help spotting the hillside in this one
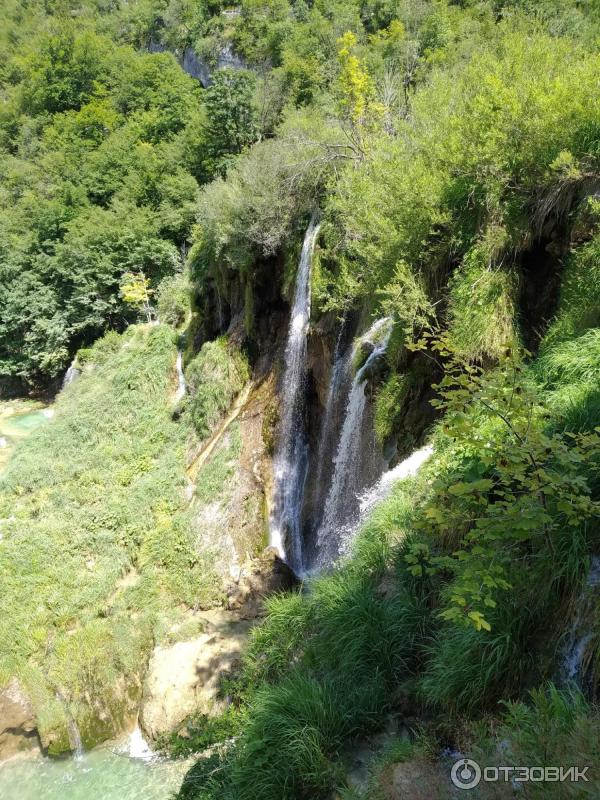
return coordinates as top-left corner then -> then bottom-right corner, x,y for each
1,1 -> 600,799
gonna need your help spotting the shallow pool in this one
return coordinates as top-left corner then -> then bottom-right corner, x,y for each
0,403 -> 52,475
0,745 -> 189,800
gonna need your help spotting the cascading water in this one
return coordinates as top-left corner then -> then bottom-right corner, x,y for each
270,214 -> 321,573
174,352 -> 186,403
128,725 -> 156,761
310,319 -> 351,524
56,691 -> 84,760
335,445 -> 433,560
560,556 -> 600,689
316,318 -> 393,566
62,360 -> 81,389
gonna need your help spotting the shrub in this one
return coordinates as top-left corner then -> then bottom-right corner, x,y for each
156,273 -> 190,328
472,685 -> 600,799
186,338 -> 250,439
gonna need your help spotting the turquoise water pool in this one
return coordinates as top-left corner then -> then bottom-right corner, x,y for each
5,410 -> 50,433
0,745 -> 189,800
0,405 -> 52,475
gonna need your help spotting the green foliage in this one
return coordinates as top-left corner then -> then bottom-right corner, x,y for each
0,325 -> 219,743
156,272 -> 191,328
373,365 -> 431,447
472,684 -> 600,798
408,334 -> 600,630
199,69 -> 259,179
20,26 -> 109,116
0,17 -> 198,387
419,599 -> 536,712
543,223 -> 600,347
189,109 -> 340,299
447,248 -> 518,362
186,337 -> 250,439
374,373 -> 410,445
162,707 -> 244,759
321,24 -> 600,329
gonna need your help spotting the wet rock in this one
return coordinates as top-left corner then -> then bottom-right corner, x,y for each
225,548 -> 299,619
0,680 -> 38,760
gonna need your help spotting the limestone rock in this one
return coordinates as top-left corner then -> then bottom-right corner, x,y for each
225,547 -> 299,619
0,680 -> 38,760
140,610 -> 252,741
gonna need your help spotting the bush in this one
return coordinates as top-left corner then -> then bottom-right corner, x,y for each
472,685 -> 600,798
186,338 -> 250,439
156,273 -> 190,328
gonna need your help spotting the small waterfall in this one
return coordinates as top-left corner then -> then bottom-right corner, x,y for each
174,351 -> 186,403
56,691 -> 84,760
321,445 -> 433,568
561,557 -> 600,688
270,214 -> 321,572
62,361 -> 81,389
128,725 -> 156,761
316,318 -> 392,565
356,445 -> 434,520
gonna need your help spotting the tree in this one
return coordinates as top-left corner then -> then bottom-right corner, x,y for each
336,31 -> 384,156
200,69 -> 259,179
21,27 -> 108,115
120,272 -> 155,323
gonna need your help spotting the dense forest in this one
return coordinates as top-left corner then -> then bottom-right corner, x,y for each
1,0 -> 600,798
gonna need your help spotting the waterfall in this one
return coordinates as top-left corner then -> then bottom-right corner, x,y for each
56,691 -> 84,760
68,716 -> 84,761
320,445 -> 433,568
316,318 -> 392,565
62,360 -> 81,389
270,214 -> 321,573
128,725 -> 156,761
311,319 -> 351,522
560,557 -> 600,688
174,351 -> 186,403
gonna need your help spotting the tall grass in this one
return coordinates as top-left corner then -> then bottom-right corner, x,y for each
472,685 -> 600,798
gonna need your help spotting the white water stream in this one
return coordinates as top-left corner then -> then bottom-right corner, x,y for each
561,556 -> 600,687
174,351 -> 186,403
311,320 -> 350,525
270,215 -> 321,572
316,318 -> 393,565
62,360 -> 81,389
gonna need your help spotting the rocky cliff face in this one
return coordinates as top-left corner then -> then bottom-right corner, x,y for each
0,681 -> 37,761
148,40 -> 246,88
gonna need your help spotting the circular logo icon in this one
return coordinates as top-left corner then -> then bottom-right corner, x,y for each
451,758 -> 482,790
